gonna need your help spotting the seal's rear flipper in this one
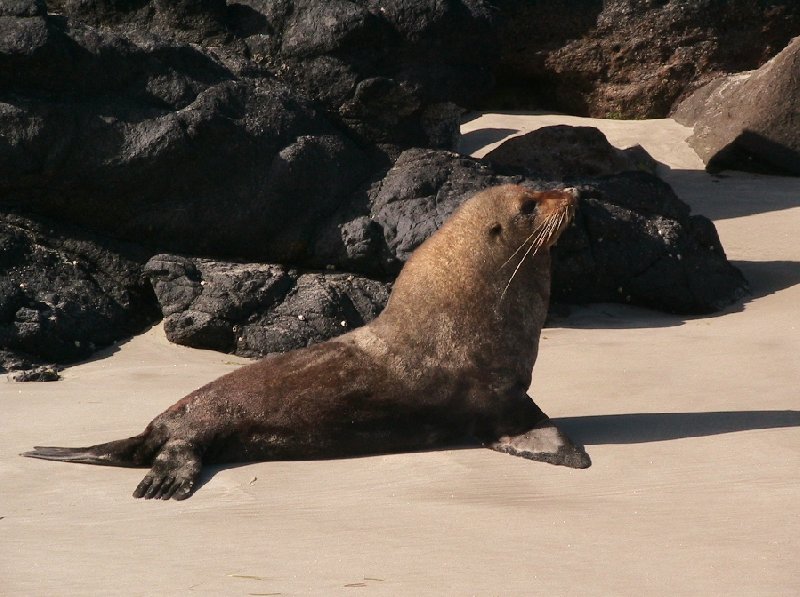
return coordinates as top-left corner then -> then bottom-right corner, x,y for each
490,418 -> 591,469
21,435 -> 151,468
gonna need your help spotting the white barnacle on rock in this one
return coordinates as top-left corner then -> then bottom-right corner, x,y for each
340,320 -> 347,327
297,314 -> 305,321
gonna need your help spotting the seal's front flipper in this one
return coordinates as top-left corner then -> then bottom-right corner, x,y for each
490,418 -> 591,469
133,440 -> 202,501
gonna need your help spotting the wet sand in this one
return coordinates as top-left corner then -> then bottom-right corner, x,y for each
2,114 -> 799,595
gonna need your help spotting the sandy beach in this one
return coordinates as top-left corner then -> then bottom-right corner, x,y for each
2,114 -> 799,596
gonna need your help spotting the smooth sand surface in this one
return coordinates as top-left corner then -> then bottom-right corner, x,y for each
2,114 -> 799,596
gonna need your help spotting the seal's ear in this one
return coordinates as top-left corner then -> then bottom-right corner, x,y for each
488,222 -> 503,237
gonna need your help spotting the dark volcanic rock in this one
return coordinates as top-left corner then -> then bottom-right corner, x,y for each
46,0 -> 231,44
334,150 -> 746,314
144,254 -> 390,357
551,173 -> 748,314
263,0 -> 498,151
148,148 -> 748,356
0,3 -> 495,266
312,148 -> 518,276
13,365 -> 62,382
0,1 -> 754,365
0,212 -> 159,373
0,8 -> 371,261
367,148 -> 518,268
489,0 -> 800,118
673,36 -> 800,176
41,0 -> 497,153
484,126 -> 657,179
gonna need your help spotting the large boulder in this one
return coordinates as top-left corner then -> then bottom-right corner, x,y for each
488,0 -> 800,118
319,148 -> 748,314
0,212 -> 159,372
673,36 -> 800,176
146,153 -> 748,359
551,173 -> 747,314
0,2 -> 499,264
0,7 -> 373,261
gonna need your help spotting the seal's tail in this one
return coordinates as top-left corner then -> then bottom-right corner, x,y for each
21,435 -> 154,468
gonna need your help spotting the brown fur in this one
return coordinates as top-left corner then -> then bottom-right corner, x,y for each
23,184 -> 590,500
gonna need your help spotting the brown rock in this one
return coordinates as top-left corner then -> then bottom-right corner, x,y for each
489,0 -> 800,118
673,36 -> 800,176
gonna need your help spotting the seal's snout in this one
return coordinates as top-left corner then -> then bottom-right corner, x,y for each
561,187 -> 580,205
534,187 -> 579,216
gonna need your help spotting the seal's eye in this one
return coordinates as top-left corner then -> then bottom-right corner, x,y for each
519,199 -> 537,215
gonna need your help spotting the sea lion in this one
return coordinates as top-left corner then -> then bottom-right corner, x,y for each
23,184 -> 590,500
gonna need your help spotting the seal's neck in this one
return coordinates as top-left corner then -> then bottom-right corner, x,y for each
377,224 -> 552,378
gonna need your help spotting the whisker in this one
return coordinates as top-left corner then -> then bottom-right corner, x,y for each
499,223 -> 545,270
498,215 -> 558,301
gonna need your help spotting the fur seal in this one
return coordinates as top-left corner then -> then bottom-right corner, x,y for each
23,184 -> 590,500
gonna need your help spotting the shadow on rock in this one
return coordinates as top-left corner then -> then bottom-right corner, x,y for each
555,410 -> 800,445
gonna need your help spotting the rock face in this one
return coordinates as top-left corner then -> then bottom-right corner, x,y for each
0,0 -> 753,370
489,0 -> 800,118
39,0 -> 497,154
673,36 -> 800,176
479,128 -> 747,312
0,4 -> 375,262
0,212 -> 159,372
360,149 -> 516,270
144,254 -> 390,357
245,0 -> 496,151
0,1 -> 501,263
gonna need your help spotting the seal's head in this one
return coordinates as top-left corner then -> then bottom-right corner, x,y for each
376,183 -> 579,376
386,184 -> 579,320
471,185 -> 579,262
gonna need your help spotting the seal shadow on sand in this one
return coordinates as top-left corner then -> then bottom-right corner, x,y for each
555,410 -> 800,445
189,411 -> 800,492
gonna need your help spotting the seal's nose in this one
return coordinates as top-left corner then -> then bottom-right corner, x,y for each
562,187 -> 580,204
